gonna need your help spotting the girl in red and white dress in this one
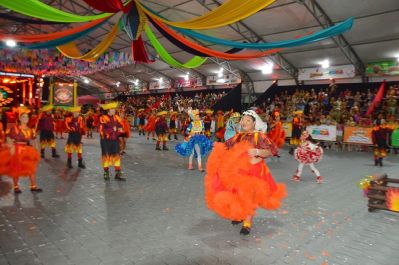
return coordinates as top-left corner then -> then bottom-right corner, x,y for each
292,131 -> 324,183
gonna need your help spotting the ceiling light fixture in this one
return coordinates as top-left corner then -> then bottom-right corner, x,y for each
321,59 -> 330,69
261,62 -> 274,74
5,39 -> 17,47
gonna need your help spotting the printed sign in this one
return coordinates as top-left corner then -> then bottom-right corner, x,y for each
176,77 -> 203,88
298,65 -> 355,81
206,74 -> 241,86
149,80 -> 172,90
53,82 -> 74,106
343,126 -> 373,145
306,125 -> 337,141
366,61 -> 399,77
282,122 -> 292,138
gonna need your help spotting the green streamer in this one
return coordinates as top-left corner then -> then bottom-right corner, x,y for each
0,0 -> 111,22
144,25 -> 207,69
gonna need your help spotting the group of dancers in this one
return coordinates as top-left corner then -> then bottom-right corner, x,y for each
0,102 -> 329,236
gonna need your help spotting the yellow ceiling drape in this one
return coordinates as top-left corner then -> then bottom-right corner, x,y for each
57,21 -> 119,62
137,0 -> 275,30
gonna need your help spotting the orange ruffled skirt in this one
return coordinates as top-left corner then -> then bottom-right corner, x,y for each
0,144 -> 40,178
205,142 -> 287,221
143,117 -> 156,132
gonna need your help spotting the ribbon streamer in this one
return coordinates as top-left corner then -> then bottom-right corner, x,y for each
0,0 -> 112,22
175,18 -> 354,49
57,21 -> 119,62
82,0 -> 128,13
150,18 -> 281,60
148,17 -> 243,57
0,18 -> 108,43
0,13 -> 67,25
144,25 -> 207,68
122,2 -> 147,41
137,0 -> 275,30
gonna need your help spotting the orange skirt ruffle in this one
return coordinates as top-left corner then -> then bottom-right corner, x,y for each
205,142 -> 287,221
5,145 -> 40,178
0,146 -> 12,175
267,123 -> 286,148
143,118 -> 156,132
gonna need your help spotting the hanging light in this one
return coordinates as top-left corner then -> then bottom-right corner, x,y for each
261,62 -> 274,74
320,59 -> 330,69
5,39 -> 17,47
116,81 -> 120,87
217,68 -> 223,77
84,79 -> 90,84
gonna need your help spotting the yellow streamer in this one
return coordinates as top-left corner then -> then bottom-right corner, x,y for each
137,0 -> 275,30
57,21 -> 119,62
135,4 -> 147,40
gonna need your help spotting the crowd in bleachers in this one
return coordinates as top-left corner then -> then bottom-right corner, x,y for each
258,83 -> 399,128
120,91 -> 227,115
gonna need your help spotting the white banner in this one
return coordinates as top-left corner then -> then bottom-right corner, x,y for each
128,83 -> 146,92
149,80 -> 172,90
176,77 -> 202,88
298,65 -> 355,81
306,125 -> 337,141
206,74 -> 241,86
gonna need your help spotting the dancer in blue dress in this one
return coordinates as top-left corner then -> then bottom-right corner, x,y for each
175,109 -> 213,172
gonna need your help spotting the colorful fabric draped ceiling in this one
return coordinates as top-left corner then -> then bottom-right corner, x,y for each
57,21 -> 120,62
149,18 -> 282,60
163,18 -> 354,50
82,0 -> 131,13
0,0 -> 112,22
0,18 -> 107,43
137,0 -> 275,29
144,25 -> 207,68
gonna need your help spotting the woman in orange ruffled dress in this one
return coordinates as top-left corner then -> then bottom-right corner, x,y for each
143,109 -> 156,141
119,111 -> 131,155
2,108 -> 42,194
205,110 -> 286,235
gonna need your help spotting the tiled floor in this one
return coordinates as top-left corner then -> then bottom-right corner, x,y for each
0,133 -> 398,265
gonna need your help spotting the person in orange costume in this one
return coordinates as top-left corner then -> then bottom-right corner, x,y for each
119,111 -> 131,155
37,105 -> 60,159
289,110 -> 303,155
2,107 -> 42,194
143,109 -> 156,141
267,111 -> 285,158
155,111 -> 169,151
99,102 -> 125,181
54,109 -> 66,139
64,106 -> 86,169
205,110 -> 286,235
168,111 -> 179,141
203,109 -> 213,139
137,109 -> 146,136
